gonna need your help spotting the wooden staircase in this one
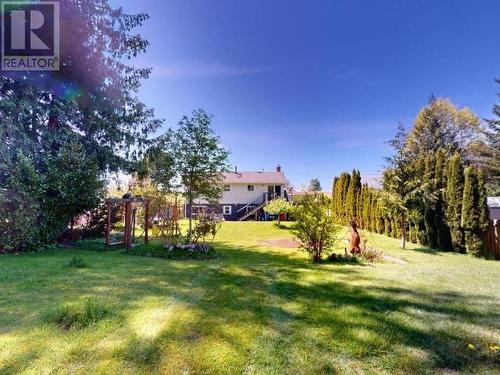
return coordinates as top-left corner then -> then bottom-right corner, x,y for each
237,201 -> 268,221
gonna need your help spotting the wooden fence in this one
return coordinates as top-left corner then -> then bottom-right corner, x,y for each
485,220 -> 500,260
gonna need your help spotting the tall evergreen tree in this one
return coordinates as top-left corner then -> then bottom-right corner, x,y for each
446,154 -> 466,252
461,167 -> 489,256
345,169 -> 361,223
309,178 -> 322,192
434,149 -> 452,250
405,97 -> 481,161
422,153 -> 437,247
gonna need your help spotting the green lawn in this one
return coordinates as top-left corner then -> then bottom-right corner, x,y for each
0,222 -> 499,374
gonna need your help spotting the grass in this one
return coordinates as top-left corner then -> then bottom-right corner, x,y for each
44,298 -> 110,330
65,257 -> 88,268
0,221 -> 499,374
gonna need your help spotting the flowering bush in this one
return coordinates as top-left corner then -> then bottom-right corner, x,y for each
129,241 -> 217,260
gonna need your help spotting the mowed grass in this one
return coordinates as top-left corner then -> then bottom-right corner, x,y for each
0,222 -> 499,374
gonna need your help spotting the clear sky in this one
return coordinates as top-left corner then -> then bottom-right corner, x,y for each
112,0 -> 500,190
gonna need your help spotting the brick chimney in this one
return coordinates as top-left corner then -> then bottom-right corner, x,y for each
276,164 -> 282,172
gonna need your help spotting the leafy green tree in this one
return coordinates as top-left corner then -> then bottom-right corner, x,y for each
309,178 -> 322,192
461,167 -> 489,256
381,124 -> 422,249
0,1 -> 158,250
293,195 -> 338,262
405,97 -> 481,161
264,198 -> 295,225
446,154 -> 466,252
172,110 -> 230,242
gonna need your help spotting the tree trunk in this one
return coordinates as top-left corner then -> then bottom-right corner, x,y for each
188,194 -> 193,243
400,217 -> 406,249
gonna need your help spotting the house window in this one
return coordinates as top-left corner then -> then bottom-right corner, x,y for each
224,184 -> 231,192
222,205 -> 232,215
247,185 -> 254,191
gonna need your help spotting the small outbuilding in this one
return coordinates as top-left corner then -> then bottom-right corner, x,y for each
488,197 -> 500,221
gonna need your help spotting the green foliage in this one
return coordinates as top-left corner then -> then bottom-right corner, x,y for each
0,1 -> 160,251
308,178 -> 322,192
190,212 -> 223,244
345,169 -> 361,222
264,198 -> 295,222
45,298 -> 110,330
461,167 -> 489,256
405,97 -> 481,160
65,257 -> 88,269
473,79 -> 500,195
148,110 -> 229,242
446,154 -> 466,252
0,143 -> 105,251
293,195 -> 338,262
331,172 -> 350,223
130,241 -> 218,260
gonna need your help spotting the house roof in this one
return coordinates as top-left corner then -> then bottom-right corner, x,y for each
488,197 -> 500,208
223,171 -> 288,185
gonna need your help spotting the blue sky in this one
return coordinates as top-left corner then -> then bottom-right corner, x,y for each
113,0 -> 500,190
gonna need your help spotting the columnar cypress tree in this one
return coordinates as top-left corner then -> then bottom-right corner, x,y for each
434,149 -> 452,250
331,177 -> 339,220
461,167 -> 489,256
446,154 -> 465,252
362,186 -> 371,230
369,191 -> 376,232
423,153 -> 437,247
332,173 -> 350,224
376,199 -> 385,234
340,173 -> 351,223
345,169 -> 361,222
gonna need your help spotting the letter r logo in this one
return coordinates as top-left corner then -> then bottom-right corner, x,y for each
10,10 -> 50,50
1,1 -> 60,71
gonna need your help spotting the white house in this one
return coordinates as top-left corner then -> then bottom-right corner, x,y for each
187,165 -> 290,221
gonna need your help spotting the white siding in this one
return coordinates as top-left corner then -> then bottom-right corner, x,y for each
194,183 -> 285,204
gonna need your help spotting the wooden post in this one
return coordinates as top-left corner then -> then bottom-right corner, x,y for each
144,200 -> 149,245
105,202 -> 111,247
174,195 -> 178,236
124,201 -> 132,250
132,207 -> 137,243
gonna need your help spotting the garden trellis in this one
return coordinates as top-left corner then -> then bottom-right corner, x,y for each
105,197 -> 150,250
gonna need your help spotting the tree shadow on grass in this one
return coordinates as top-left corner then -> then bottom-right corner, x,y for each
0,241 -> 498,373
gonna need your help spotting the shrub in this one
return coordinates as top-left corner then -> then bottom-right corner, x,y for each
327,252 -> 362,264
359,246 -> 384,263
65,257 -> 88,268
358,237 -> 384,263
189,212 -> 222,244
45,298 -> 110,330
293,195 -> 339,262
0,144 -> 105,252
264,198 -> 295,224
130,242 -> 218,260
